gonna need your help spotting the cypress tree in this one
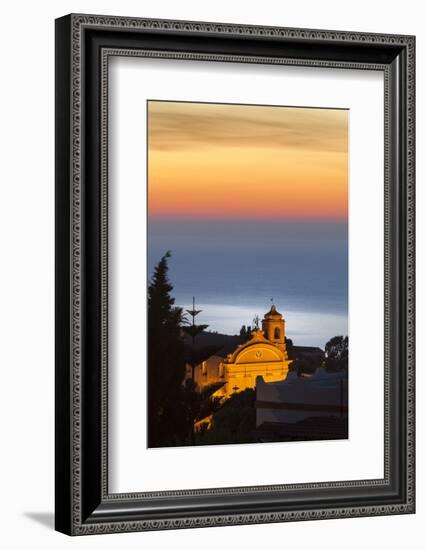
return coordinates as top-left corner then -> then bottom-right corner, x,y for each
147,251 -> 187,447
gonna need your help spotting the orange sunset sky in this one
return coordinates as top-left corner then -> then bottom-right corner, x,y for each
147,101 -> 348,221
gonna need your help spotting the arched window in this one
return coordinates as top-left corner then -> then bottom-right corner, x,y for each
274,327 -> 280,340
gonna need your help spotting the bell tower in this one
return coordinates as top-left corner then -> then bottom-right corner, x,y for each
262,305 -> 288,358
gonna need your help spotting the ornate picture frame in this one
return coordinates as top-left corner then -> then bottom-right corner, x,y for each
55,14 -> 415,535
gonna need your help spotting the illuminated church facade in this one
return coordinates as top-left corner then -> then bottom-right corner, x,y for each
191,305 -> 292,398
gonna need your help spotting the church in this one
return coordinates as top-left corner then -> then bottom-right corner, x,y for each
190,305 -> 293,398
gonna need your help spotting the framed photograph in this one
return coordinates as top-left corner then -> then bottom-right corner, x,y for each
55,14 -> 415,535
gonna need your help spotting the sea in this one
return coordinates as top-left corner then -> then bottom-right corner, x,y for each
148,219 -> 348,349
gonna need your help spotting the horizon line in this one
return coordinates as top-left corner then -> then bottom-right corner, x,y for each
148,215 -> 348,223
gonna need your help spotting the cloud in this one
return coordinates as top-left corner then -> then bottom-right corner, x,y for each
148,101 -> 348,153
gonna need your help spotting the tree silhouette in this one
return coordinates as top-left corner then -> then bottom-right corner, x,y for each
324,335 -> 349,372
196,389 -> 256,445
239,325 -> 251,342
182,297 -> 208,344
182,297 -> 210,381
147,251 -> 188,447
285,337 -> 294,358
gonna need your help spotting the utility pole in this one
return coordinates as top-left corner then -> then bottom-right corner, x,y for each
186,296 -> 202,345
183,296 -> 209,445
184,296 -> 208,380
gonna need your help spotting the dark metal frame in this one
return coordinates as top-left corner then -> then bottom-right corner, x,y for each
55,13 -> 415,535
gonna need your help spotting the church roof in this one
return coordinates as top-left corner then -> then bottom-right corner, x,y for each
224,328 -> 285,363
264,304 -> 283,320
